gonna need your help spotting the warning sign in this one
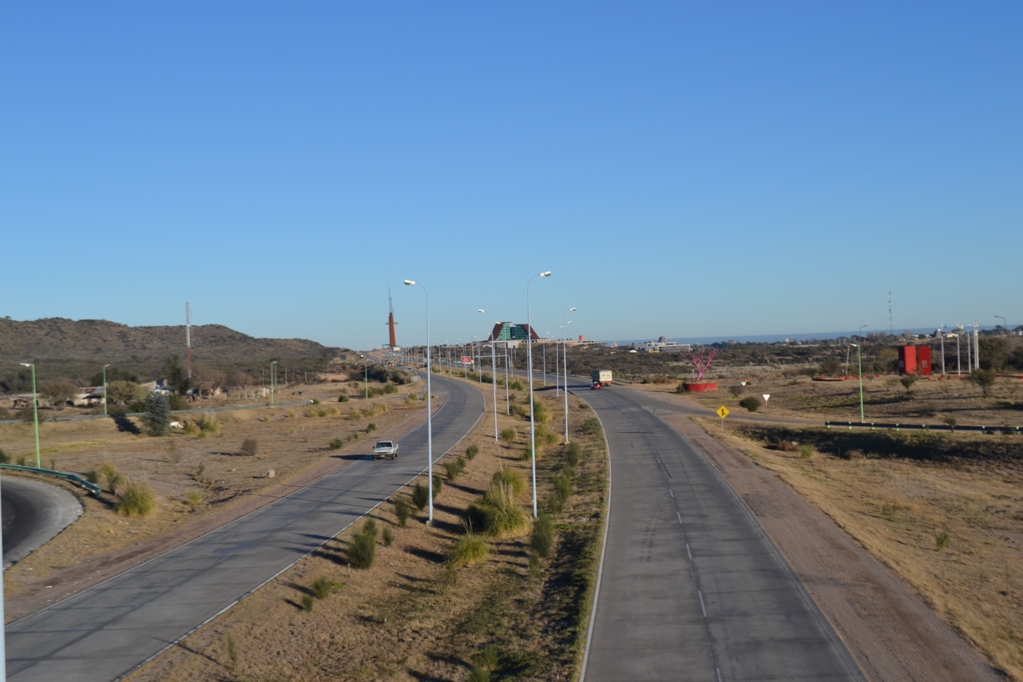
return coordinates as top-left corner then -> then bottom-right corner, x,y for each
716,405 -> 730,419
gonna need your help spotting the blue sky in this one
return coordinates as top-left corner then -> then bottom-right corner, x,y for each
2,2 -> 1020,350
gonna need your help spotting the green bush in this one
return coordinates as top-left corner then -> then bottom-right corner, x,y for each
383,527 -> 394,547
565,442 -> 581,467
383,383 -> 398,394
468,483 -> 530,538
301,594 -> 314,611
739,396 -> 762,413
549,471 -> 572,512
511,404 -> 529,419
116,478 -> 156,517
348,519 -> 378,569
799,444 -> 813,459
310,576 -> 340,600
239,438 -> 258,456
196,413 -> 220,433
442,457 -> 466,481
468,668 -> 491,682
529,513 -> 555,558
509,380 -> 525,391
140,393 -> 170,437
499,428 -> 517,444
85,469 -> 99,484
465,444 -> 480,461
447,534 -> 489,566
329,438 -> 343,450
411,482 -> 429,511
365,423 -> 377,433
475,644 -> 500,671
101,463 -> 123,495
432,473 -> 443,498
393,495 -> 411,526
168,394 -> 188,410
532,399 -> 550,424
538,426 -> 558,446
338,394 -> 349,402
936,531 -> 951,550
0,448 -> 8,464
491,468 -> 526,496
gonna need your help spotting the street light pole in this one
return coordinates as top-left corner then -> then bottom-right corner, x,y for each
996,315 -> 1008,372
957,324 -> 963,375
406,280 -> 435,524
850,345 -> 864,423
479,310 -> 499,442
20,363 -> 41,468
526,270 -> 551,518
562,307 -> 576,443
102,363 -> 111,417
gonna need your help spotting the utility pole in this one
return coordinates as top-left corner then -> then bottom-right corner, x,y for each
186,302 -> 193,379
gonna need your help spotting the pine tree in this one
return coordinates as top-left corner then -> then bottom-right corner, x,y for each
141,392 -> 170,436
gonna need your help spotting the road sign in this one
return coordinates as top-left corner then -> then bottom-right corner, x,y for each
716,405 -> 729,419
461,355 -> 472,365
762,394 -> 771,402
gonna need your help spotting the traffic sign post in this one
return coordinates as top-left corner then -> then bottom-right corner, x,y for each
717,405 -> 729,433
762,394 -> 770,413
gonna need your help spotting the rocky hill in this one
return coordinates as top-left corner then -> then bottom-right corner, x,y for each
0,317 -> 344,385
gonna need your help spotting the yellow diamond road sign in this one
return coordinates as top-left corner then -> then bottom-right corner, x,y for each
717,405 -> 730,419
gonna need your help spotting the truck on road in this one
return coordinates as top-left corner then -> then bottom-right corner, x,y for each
591,369 -> 613,388
372,440 -> 399,460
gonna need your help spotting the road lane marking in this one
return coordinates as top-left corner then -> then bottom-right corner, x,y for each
677,511 -> 682,524
699,590 -> 707,617
686,543 -> 692,560
669,488 -> 674,498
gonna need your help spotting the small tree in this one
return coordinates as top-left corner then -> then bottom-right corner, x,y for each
969,369 -> 997,398
739,396 -> 763,412
686,348 -> 717,381
140,392 -> 170,436
40,378 -> 78,409
899,374 -> 918,397
107,380 -> 144,405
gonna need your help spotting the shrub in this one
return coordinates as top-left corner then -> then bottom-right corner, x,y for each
936,531 -> 950,550
393,495 -> 411,526
549,471 -> 572,512
85,469 -> 99,484
16,455 -> 26,466
432,473 -> 443,498
366,423 -> 377,433
499,428 -> 517,444
116,478 -> 156,517
468,483 -> 530,538
186,490 -> 203,506
491,468 -> 526,496
900,375 -> 919,395
532,399 -> 550,424
411,482 -> 429,511
0,448 -> 8,464
799,444 -> 813,459
348,519 -> 378,569
338,394 -> 349,402
739,396 -> 762,413
311,398 -> 321,405
529,513 -> 555,558
226,634 -> 237,670
140,393 -> 170,437
943,415 -> 956,432
168,394 -> 188,410
310,576 -> 340,599
383,383 -> 398,394
382,527 -> 394,547
101,463 -> 122,495
469,668 -> 491,682
465,444 -> 480,461
509,380 -> 525,391
728,385 -> 745,398
537,426 -> 558,446
442,457 -> 466,481
565,442 -> 581,467
301,594 -> 314,611
475,644 -> 500,671
511,404 -> 529,419
580,418 -> 602,437
969,369 -> 997,398
329,438 -> 343,450
448,534 -> 489,566
239,438 -> 258,456
197,413 -> 220,433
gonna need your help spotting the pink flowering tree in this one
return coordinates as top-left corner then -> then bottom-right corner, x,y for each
686,348 -> 717,381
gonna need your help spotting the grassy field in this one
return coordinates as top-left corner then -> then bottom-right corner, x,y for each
123,378 -> 609,682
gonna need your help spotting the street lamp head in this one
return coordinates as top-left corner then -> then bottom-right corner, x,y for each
540,271 -> 551,278
478,309 -> 485,313
569,307 -> 576,312
404,280 -> 415,286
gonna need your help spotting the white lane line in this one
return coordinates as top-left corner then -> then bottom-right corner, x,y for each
686,543 -> 692,560
676,511 -> 682,524
717,668 -> 723,682
698,590 -> 707,618
669,488 -> 674,498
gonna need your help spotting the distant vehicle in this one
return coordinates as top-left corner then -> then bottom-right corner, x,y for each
591,369 -> 613,387
590,381 -> 602,390
372,440 -> 399,460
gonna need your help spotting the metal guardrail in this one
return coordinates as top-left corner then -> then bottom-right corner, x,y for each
0,463 -> 103,496
824,420 -> 1021,435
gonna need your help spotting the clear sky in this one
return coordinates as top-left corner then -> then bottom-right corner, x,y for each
2,2 -> 1020,350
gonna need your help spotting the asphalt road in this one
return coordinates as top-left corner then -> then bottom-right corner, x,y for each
578,382 -> 864,682
6,374 -> 483,682
2,477 -> 84,568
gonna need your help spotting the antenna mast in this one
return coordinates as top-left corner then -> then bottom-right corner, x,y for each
387,289 -> 398,349
186,302 -> 193,379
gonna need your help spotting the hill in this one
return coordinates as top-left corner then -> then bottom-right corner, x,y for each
0,317 -> 345,387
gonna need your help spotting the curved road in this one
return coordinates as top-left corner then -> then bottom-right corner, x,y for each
2,477 -> 84,568
6,374 -> 484,682
578,381 -> 864,681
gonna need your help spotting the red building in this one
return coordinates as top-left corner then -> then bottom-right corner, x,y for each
898,345 -> 932,376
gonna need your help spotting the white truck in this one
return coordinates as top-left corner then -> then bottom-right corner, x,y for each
591,369 -> 613,388
372,440 -> 399,460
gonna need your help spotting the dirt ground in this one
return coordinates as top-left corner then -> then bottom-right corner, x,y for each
123,379 -> 607,682
642,372 -> 1023,428
1,380 -> 434,619
634,384 -> 1020,681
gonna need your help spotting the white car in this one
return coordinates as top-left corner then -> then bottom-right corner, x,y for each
372,440 -> 399,460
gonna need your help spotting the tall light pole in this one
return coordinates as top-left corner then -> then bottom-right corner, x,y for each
543,333 -> 549,388
847,325 -> 866,374
526,270 -> 551,518
270,360 -> 277,407
563,315 -> 575,444
939,324 -> 946,376
479,310 -> 498,442
362,355 -> 369,399
102,363 -> 111,417
996,315 -> 1008,372
957,324 -> 963,375
20,363 -> 41,468
406,280 -> 435,523
850,344 -> 865,422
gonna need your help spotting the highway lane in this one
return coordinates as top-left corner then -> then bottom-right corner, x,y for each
578,382 -> 863,682
6,374 -> 483,682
